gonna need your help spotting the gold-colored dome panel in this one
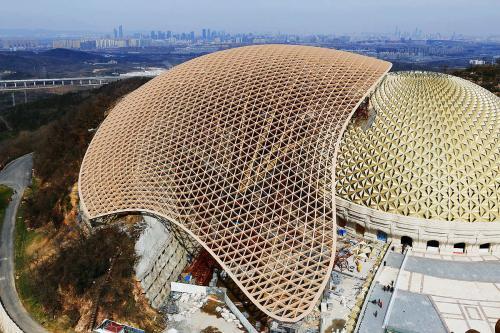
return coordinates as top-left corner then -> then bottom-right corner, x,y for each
336,71 -> 499,223
78,45 -> 391,322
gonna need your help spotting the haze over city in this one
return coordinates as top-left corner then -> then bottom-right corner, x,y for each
1,0 -> 499,36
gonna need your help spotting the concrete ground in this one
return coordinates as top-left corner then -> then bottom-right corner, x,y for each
383,251 -> 500,333
321,237 -> 385,333
321,272 -> 362,331
402,255 -> 500,283
386,290 -> 447,333
357,283 -> 392,333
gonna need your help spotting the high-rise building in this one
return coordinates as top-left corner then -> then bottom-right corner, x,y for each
119,25 -> 124,39
150,31 -> 156,40
113,28 -> 118,39
202,29 -> 207,40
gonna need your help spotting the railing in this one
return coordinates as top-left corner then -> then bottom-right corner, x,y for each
0,77 -> 121,92
0,298 -> 23,333
223,292 -> 258,333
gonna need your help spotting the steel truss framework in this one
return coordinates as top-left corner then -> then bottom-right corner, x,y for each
79,45 -> 391,321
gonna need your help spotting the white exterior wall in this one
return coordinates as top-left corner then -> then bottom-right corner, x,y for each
337,198 -> 500,254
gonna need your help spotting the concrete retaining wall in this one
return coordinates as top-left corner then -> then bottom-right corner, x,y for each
135,216 -> 189,308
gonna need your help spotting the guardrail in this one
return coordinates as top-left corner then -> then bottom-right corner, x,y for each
0,77 -> 121,92
0,298 -> 23,333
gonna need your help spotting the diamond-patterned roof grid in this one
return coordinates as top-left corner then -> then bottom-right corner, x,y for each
79,45 -> 390,321
336,71 -> 499,223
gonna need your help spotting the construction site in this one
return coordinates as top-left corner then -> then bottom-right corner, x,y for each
77,45 -> 499,333
122,213 -> 389,333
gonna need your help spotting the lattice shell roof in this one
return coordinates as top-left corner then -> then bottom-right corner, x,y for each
78,44 -> 391,322
336,71 -> 500,223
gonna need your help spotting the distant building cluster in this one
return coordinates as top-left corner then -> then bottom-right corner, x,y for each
0,25 -> 499,64
47,26 -> 255,51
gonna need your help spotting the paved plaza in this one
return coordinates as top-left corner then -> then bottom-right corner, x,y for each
385,252 -> 404,268
395,255 -> 500,283
382,251 -> 500,333
356,249 -> 500,333
395,271 -> 500,332
387,289 -> 447,333
358,283 -> 393,333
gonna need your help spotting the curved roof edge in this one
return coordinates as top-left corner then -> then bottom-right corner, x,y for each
78,45 -> 392,322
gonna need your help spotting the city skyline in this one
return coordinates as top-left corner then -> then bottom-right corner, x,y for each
0,0 -> 499,37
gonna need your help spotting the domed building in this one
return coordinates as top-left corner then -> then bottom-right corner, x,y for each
335,71 -> 500,254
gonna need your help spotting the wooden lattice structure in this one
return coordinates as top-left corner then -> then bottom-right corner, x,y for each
78,45 -> 391,322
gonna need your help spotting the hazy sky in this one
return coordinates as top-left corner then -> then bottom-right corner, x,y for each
1,0 -> 499,36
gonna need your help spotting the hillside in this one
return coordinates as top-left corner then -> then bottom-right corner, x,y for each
451,61 -> 500,96
0,49 -> 192,80
40,48 -> 105,63
0,49 -> 106,79
0,77 -> 165,332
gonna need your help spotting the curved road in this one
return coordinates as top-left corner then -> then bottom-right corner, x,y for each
0,153 -> 46,332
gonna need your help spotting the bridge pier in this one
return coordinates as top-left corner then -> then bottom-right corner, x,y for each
11,92 -> 15,107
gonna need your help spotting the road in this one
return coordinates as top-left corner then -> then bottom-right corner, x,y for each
0,153 -> 47,333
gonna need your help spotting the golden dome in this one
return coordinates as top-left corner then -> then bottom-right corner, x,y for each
336,71 -> 499,223
78,44 -> 391,321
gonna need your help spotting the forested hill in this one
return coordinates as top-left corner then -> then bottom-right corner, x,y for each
0,77 -> 165,332
0,77 -> 150,226
451,62 -> 500,97
0,48 -> 106,79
